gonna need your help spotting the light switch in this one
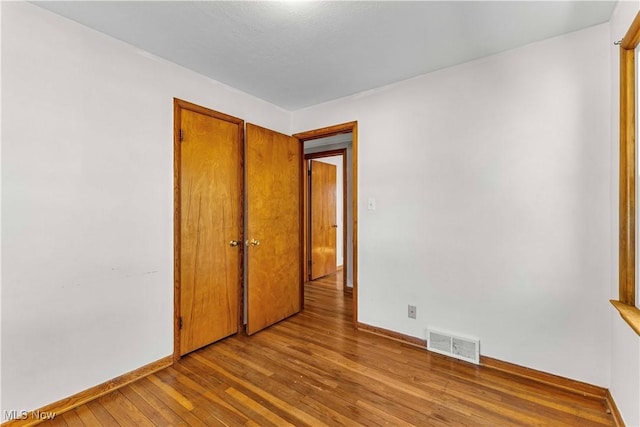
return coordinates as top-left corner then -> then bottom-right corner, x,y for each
367,198 -> 376,211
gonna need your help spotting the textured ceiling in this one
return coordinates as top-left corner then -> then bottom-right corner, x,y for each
33,1 -> 616,110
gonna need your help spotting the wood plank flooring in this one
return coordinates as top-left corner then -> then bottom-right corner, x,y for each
41,273 -> 614,426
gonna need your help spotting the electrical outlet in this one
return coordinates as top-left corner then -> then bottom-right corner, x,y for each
408,305 -> 417,319
367,198 -> 376,210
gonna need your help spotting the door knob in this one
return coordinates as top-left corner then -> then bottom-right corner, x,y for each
229,240 -> 240,247
332,224 -> 338,228
246,239 -> 260,247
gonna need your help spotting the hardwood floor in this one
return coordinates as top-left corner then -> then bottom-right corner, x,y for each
41,273 -> 614,426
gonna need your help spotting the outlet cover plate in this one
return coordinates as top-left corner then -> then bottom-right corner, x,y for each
408,305 -> 417,319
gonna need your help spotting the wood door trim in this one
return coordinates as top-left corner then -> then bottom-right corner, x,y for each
299,137 -> 305,310
304,150 -> 348,291
173,98 -> 244,361
357,322 -> 426,348
294,122 -> 356,141
305,149 -> 347,158
605,389 -> 625,427
295,122 -> 358,326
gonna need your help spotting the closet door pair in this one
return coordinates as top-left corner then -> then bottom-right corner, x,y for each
177,100 -> 300,356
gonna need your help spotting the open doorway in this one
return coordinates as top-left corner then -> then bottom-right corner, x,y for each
305,149 -> 349,293
294,123 -> 357,325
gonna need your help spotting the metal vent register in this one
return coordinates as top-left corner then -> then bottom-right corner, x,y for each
426,328 -> 480,365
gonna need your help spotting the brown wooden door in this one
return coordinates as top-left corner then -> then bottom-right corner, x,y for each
179,107 -> 242,355
310,160 -> 337,280
246,123 -> 301,335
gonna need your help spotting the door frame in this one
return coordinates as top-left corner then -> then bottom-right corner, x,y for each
305,150 -> 348,291
173,98 -> 245,361
294,122 -> 358,326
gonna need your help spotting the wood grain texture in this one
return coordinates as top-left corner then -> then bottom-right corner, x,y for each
293,121 -> 356,141
299,144 -> 306,311
621,12 -> 640,50
351,123 -> 359,326
310,160 -> 337,279
606,389 -> 625,427
357,322 -> 427,348
173,99 -> 182,363
174,99 -> 245,360
611,299 -> 640,336
31,273 -> 615,427
618,13 -> 640,317
303,160 -> 309,283
245,123 -> 301,335
619,46 -> 636,307
1,356 -> 172,427
340,154 -> 348,295
177,103 -> 243,355
480,356 -> 607,400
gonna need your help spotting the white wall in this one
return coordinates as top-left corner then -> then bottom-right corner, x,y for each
0,0 -> 4,413
1,2 -> 289,419
609,1 -> 640,425
293,24 -> 612,387
312,156 -> 344,267
3,0 -> 636,421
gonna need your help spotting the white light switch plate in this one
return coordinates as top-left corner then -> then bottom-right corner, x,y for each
368,198 -> 376,210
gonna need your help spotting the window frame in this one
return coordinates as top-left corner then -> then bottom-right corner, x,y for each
614,11 -> 640,335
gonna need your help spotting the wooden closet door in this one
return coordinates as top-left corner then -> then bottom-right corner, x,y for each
178,105 -> 242,355
245,123 -> 301,335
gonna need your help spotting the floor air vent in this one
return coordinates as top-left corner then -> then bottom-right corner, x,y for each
426,328 -> 480,365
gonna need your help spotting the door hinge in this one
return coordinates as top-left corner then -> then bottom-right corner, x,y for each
308,170 -> 311,176
179,317 -> 183,330
179,129 -> 184,142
